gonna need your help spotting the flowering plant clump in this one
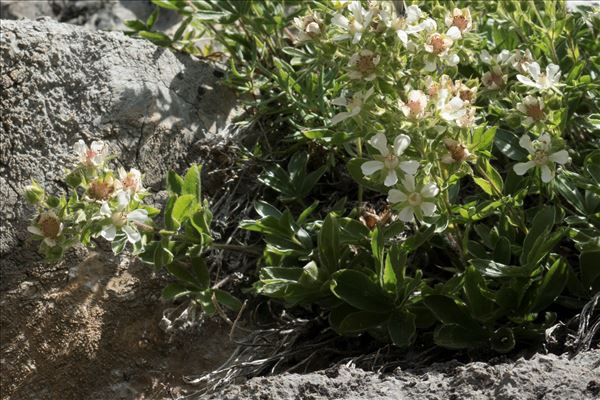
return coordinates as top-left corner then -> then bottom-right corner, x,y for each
31,0 -> 600,354
25,141 -> 241,315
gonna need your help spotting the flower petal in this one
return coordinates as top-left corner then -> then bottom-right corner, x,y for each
540,164 -> 554,183
122,225 -> 141,244
331,112 -> 350,126
446,26 -> 461,40
387,189 -> 407,204
361,160 -> 384,176
117,191 -> 130,211
516,75 -> 535,87
101,225 -> 117,241
513,161 -> 536,176
421,183 -> 439,198
527,62 -> 541,80
399,160 -> 420,175
384,169 -> 398,187
368,133 -> 390,156
396,29 -> 408,44
398,206 -> 415,223
127,209 -> 149,224
393,134 -> 411,155
519,134 -> 535,154
420,202 -> 437,217
100,202 -> 112,217
549,150 -> 569,165
331,14 -> 348,29
28,226 -> 43,236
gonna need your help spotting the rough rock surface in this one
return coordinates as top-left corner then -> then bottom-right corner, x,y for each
208,351 -> 600,400
0,18 -> 237,255
1,0 -> 181,32
0,18 -> 238,399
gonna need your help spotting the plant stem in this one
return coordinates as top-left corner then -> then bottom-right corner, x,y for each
357,136 -> 363,207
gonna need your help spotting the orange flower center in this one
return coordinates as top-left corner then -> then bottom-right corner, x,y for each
430,34 -> 446,54
459,89 -> 474,102
88,179 -> 115,201
453,15 -> 469,31
356,55 -> 376,74
38,214 -> 61,238
527,104 -> 545,121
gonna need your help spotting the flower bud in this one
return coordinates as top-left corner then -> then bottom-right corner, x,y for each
24,181 -> 45,204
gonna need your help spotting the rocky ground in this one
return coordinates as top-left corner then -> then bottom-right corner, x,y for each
1,4 -> 599,400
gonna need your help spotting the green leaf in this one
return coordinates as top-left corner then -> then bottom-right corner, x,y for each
318,213 -> 340,275
471,258 -> 531,278
580,249 -> 600,292
164,194 -> 178,230
473,177 -> 494,196
166,170 -> 183,195
330,270 -> 393,312
151,0 -> 184,11
472,126 -> 497,152
146,8 -> 159,29
213,289 -> 242,312
520,206 -> 555,266
424,295 -> 476,327
337,310 -> 389,333
172,194 -> 198,225
495,129 -> 528,161
162,283 -> 191,300
182,164 -> 202,201
387,310 -> 416,347
493,236 -> 512,265
531,258 -> 568,312
138,31 -> 172,47
255,200 -> 282,218
433,324 -> 488,349
464,267 -> 496,320
124,19 -> 147,31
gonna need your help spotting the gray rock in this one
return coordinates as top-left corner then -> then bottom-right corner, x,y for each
0,18 -> 238,255
207,350 -> 600,400
1,0 -> 181,32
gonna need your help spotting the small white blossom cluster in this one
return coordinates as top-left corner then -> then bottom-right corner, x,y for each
26,140 -> 152,251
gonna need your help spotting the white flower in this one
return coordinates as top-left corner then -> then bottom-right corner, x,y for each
117,167 -> 144,198
516,95 -> 546,125
293,13 -> 324,42
517,62 -> 561,91
453,80 -> 478,103
513,133 -> 569,182
480,49 -> 511,66
330,88 -> 374,125
98,191 -> 150,244
387,175 -> 439,222
441,138 -> 472,164
508,49 -> 534,73
424,29 -> 461,57
445,8 -> 472,36
27,211 -> 63,247
332,1 -> 373,44
73,140 -> 108,167
361,133 -> 420,187
455,106 -> 477,128
379,5 -> 431,44
347,49 -> 380,81
482,65 -> 507,89
399,90 -> 429,119
439,95 -> 467,122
